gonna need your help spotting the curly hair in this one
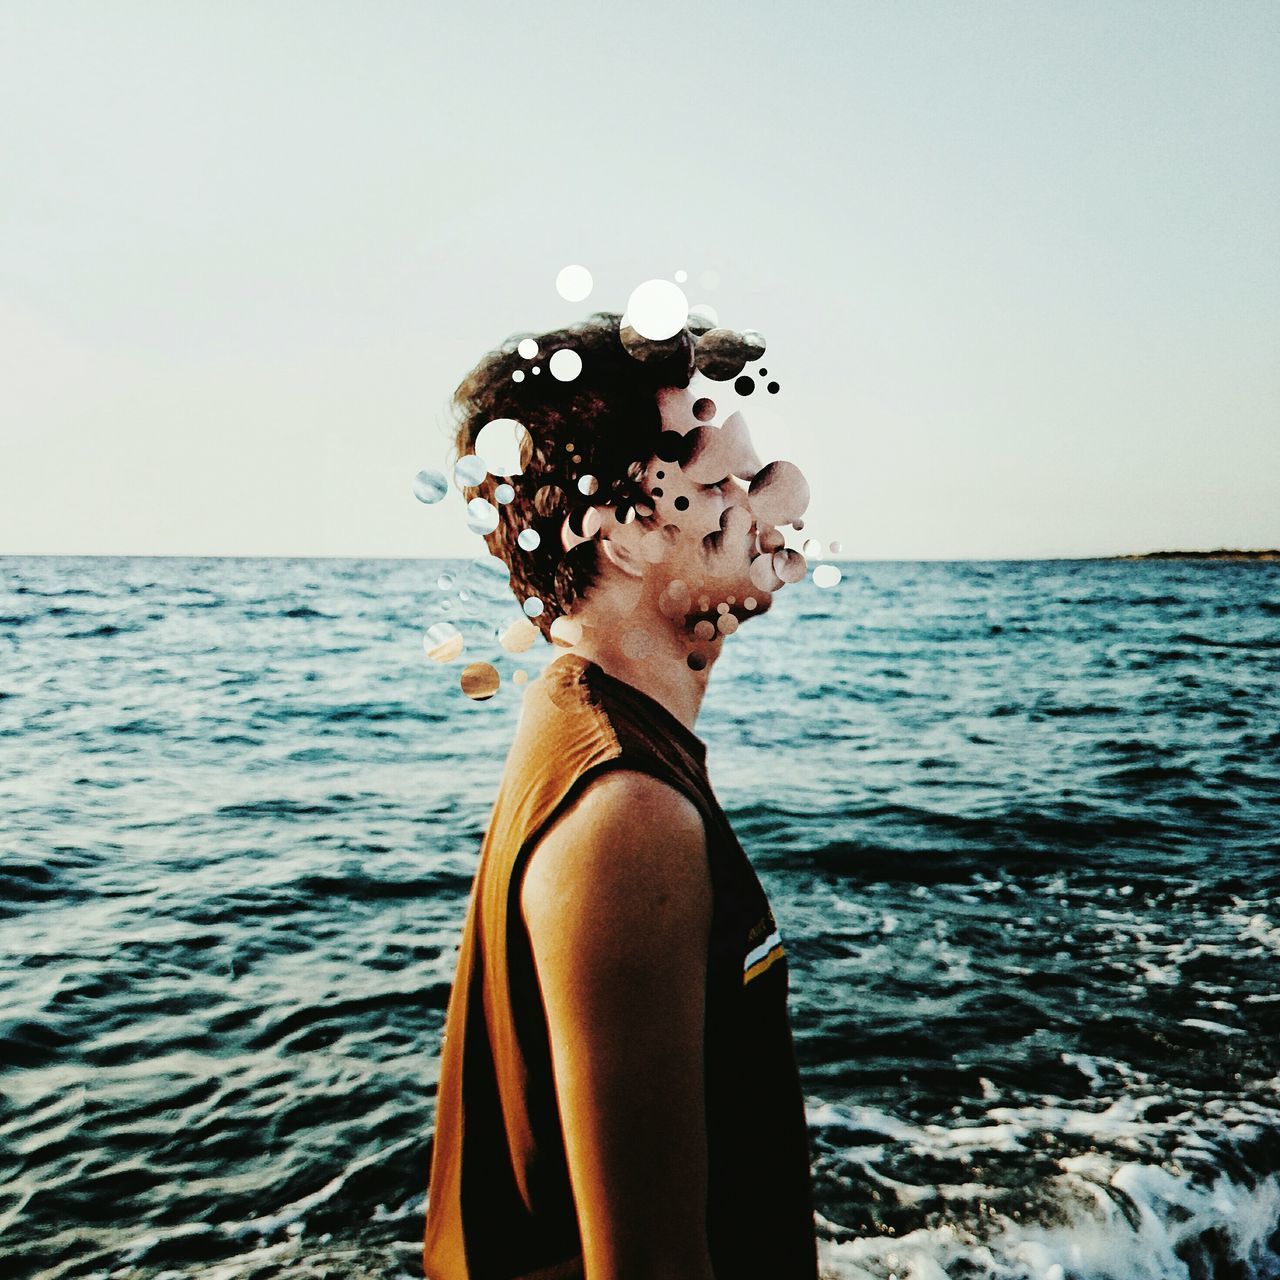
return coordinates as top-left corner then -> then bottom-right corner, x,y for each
450,311 -> 699,639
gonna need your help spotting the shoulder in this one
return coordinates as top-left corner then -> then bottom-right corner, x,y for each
520,769 -> 711,968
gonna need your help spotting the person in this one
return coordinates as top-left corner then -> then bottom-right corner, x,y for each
422,310 -> 820,1279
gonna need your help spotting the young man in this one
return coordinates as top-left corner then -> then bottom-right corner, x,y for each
423,312 -> 819,1279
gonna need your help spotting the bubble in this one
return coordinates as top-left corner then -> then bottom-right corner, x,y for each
533,484 -> 567,517
687,651 -> 708,671
734,375 -> 755,396
829,540 -> 842,555
517,528 -> 541,551
517,338 -> 539,359
625,278 -> 689,341
716,613 -> 739,635
436,571 -> 455,590
813,564 -> 842,589
458,589 -> 471,602
465,497 -> 499,535
716,602 -> 729,615
556,264 -> 593,302
577,474 -> 599,496
424,622 -> 463,663
494,483 -> 515,504
531,366 -> 540,375
513,669 -> 529,685
499,617 -> 539,653
474,418 -> 531,477
412,469 -> 448,504
512,370 -> 525,383
549,615 -> 583,647
773,548 -> 807,584
748,461 -> 810,527
549,349 -> 583,382
461,662 -> 501,701
688,303 -> 719,330
693,620 -> 717,641
792,518 -> 804,531
767,381 -> 780,394
802,538 -> 823,559
464,554 -> 512,604
674,269 -> 688,282
692,397 -> 717,422
744,596 -> 757,611
622,628 -> 654,660
454,454 -> 487,487
523,597 -> 544,618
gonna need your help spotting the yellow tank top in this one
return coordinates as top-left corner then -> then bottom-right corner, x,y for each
423,653 -> 818,1279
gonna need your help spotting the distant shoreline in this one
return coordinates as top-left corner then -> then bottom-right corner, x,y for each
1102,549 -> 1279,561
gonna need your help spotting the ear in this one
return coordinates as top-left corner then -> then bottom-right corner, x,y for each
598,533 -> 645,580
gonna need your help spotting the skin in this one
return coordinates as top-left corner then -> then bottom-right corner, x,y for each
519,385 -> 808,1277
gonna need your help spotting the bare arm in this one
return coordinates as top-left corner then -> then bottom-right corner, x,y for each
520,770 -> 715,1280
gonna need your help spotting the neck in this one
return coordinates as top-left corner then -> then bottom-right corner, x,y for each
566,612 -> 718,733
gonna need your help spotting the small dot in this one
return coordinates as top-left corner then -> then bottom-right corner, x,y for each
565,442 -> 575,451
687,652 -> 708,671
767,381 -> 780,394
716,602 -> 729,614
655,470 -> 665,479
759,368 -> 767,376
517,528 -> 541,551
744,596 -> 757,610
531,366 -> 540,375
692,398 -> 716,422
523,597 -> 544,617
829,540 -> 842,555
675,269 -> 688,282
556,264 -> 593,302
578,474 -> 599,496
698,596 -> 710,611
512,370 -> 525,382
495,483 -> 515,504
572,454 -> 581,464
726,596 -> 736,604
513,669 -> 529,685
793,519 -> 805,531
693,620 -> 716,641
734,375 -> 755,396
549,348 -> 583,381
674,495 -> 689,511
652,487 -> 664,498
518,338 -> 539,359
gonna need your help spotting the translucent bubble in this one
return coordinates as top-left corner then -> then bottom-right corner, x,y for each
458,588 -> 471,602
622,628 -> 654,660
517,338 -> 539,359
688,303 -> 719,329
549,349 -> 582,382
744,596 -> 757,611
773,548 -> 807,584
423,622 -> 463,663
455,454 -> 487,487
693,620 -> 717,641
513,669 -> 529,685
533,484 -> 567,517
675,269 -> 688,282
625,279 -> 689,341
436,571 -> 454,590
474,418 -> 530,477
495,483 -> 515,504
549,615 -> 583,647
802,538 -> 823,559
466,497 -> 499,535
500,617 -> 539,653
464,554 -> 512,603
461,662 -> 501,701
717,613 -> 739,635
577,475 -> 599,496
829,540 -> 842,555
512,370 -> 525,382
813,564 -> 843,589
412,469 -> 448,504
517,528 -> 541,551
556,264 -> 593,302
523,597 -> 544,618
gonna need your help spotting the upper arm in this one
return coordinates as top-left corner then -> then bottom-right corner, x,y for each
519,769 -> 715,1280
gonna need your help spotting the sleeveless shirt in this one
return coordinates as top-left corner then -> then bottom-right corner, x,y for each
422,653 -> 818,1280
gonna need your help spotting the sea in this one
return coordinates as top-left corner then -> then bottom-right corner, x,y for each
2,554 -> 1279,1280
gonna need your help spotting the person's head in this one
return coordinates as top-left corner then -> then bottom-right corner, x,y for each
450,311 -> 809,660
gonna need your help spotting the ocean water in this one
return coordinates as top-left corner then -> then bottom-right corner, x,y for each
2,554 -> 1279,1280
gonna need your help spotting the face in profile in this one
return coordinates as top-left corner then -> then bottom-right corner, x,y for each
594,380 -> 811,644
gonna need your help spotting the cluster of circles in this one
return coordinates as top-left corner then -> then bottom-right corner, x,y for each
413,266 -> 843,699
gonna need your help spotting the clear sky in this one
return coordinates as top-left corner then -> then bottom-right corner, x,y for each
3,1 -> 1277,559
